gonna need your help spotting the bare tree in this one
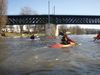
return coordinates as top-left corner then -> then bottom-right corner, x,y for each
20,7 -> 46,35
20,7 -> 38,33
20,7 -> 37,15
0,0 -> 7,32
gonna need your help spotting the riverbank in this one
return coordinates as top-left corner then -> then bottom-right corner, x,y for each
0,32 -> 46,38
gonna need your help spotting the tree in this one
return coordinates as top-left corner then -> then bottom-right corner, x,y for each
20,7 -> 38,33
0,0 -> 7,32
20,7 -> 46,34
59,25 -> 68,32
20,7 -> 37,15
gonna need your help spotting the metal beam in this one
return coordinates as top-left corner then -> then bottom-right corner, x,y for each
6,15 -> 100,25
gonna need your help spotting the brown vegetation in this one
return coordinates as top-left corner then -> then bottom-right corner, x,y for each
0,0 -> 7,32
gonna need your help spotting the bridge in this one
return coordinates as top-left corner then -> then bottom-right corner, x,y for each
7,15 -> 100,25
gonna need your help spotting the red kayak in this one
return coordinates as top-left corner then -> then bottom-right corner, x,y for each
49,42 -> 75,48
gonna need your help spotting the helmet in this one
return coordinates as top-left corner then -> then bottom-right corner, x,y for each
59,32 -> 64,36
66,31 -> 71,34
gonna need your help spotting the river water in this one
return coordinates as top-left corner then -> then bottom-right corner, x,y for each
0,35 -> 100,75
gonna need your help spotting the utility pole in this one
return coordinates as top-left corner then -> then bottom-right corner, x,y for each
53,6 -> 55,15
48,1 -> 50,26
47,0 -> 51,36
53,5 -> 58,36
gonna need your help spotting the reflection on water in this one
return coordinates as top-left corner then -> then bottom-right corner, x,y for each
0,38 -> 10,62
0,35 -> 100,75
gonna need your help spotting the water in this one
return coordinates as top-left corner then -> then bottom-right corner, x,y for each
0,35 -> 100,75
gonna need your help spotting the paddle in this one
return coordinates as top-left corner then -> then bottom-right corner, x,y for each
93,34 -> 100,41
73,41 -> 82,46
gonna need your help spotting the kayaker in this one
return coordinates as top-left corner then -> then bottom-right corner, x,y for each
0,31 -> 6,37
94,31 -> 100,41
60,32 -> 75,45
97,31 -> 100,38
30,34 -> 35,39
49,32 -> 77,48
96,34 -> 100,39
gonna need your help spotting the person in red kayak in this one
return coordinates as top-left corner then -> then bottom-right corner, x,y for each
94,31 -> 100,41
60,32 -> 75,45
49,31 -> 76,48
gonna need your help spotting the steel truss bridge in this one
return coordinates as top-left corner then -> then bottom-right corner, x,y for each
7,15 -> 100,25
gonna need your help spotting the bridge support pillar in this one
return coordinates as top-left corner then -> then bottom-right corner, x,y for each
45,24 -> 59,36
55,25 -> 59,36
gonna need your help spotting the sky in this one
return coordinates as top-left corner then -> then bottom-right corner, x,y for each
8,0 -> 100,29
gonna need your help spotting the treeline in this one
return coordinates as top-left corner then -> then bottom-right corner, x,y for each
59,25 -> 100,34
0,0 -> 7,32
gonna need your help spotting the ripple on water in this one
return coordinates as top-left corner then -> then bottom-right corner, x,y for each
0,35 -> 100,75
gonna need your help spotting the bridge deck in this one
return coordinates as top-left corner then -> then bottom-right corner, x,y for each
6,15 -> 100,25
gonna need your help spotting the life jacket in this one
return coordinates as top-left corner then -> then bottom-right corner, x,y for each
61,36 -> 70,45
65,35 -> 75,43
96,34 -> 100,39
30,35 -> 35,39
